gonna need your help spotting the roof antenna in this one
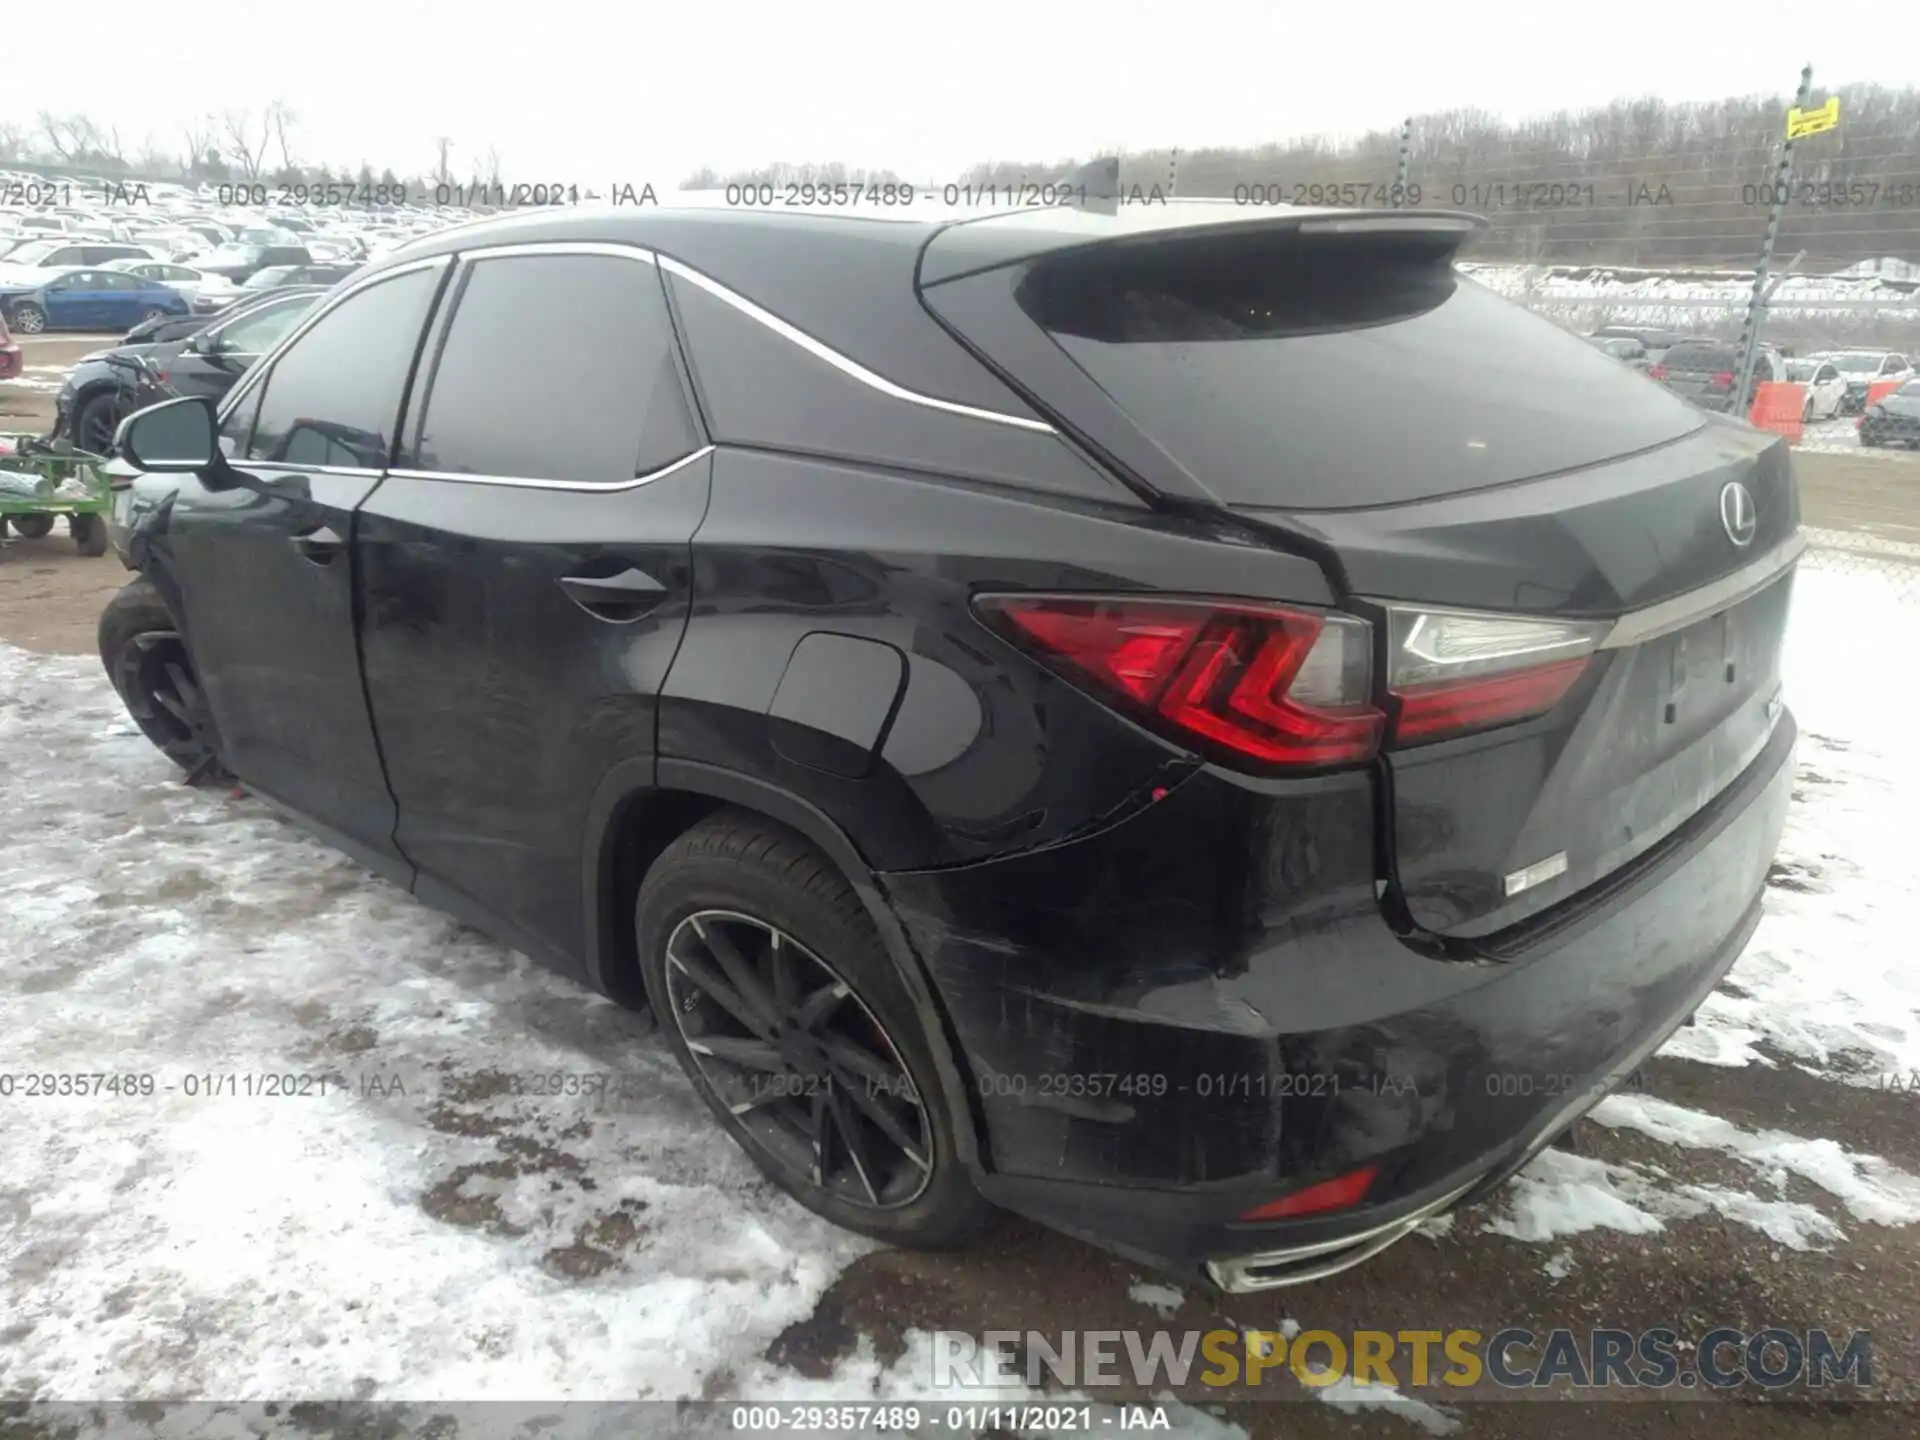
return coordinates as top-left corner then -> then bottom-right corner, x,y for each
1058,155 -> 1121,214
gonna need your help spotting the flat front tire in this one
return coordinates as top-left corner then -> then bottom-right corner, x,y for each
637,810 -> 998,1249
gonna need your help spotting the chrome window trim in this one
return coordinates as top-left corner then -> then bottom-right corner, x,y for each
653,253 -> 1056,434
240,461 -> 385,480
387,444 -> 715,493
214,255 -> 454,429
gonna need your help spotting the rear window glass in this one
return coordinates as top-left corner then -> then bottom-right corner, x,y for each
1660,345 -> 1739,372
1015,231 -> 1702,509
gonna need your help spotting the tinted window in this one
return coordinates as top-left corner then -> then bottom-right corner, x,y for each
406,253 -> 699,483
45,246 -> 87,266
246,268 -> 438,469
218,384 -> 264,458
1011,231 -> 1700,506
93,271 -> 140,291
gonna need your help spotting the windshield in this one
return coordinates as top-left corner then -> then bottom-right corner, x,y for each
212,244 -> 266,264
1831,354 -> 1884,373
243,267 -> 293,289
1786,361 -> 1819,380
6,240 -> 60,264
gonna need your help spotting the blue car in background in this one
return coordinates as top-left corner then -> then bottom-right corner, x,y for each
0,270 -> 191,335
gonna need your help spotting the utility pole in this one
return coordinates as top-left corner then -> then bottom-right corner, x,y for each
1732,66 -> 1813,415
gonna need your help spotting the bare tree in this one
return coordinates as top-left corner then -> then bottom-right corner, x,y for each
0,122 -> 23,162
268,101 -> 298,174
221,109 -> 272,181
481,144 -> 502,190
432,136 -> 455,185
181,117 -> 215,173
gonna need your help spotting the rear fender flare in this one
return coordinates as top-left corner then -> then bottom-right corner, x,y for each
580,757 -> 986,1171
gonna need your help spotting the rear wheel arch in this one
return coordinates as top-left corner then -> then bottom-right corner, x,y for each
580,758 -> 987,1170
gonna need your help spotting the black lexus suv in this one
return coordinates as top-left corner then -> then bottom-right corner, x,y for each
102,191 -> 1801,1292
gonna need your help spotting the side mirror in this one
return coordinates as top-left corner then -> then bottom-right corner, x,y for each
117,395 -> 224,475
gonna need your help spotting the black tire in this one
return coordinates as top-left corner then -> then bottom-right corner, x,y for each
10,513 -> 54,539
637,810 -> 997,1249
74,390 -> 132,457
97,577 -> 233,785
71,513 -> 109,557
7,302 -> 47,335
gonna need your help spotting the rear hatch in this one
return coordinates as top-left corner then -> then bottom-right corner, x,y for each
920,207 -> 1800,938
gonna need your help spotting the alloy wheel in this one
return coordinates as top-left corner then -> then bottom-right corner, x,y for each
10,305 -> 45,335
113,629 -> 226,784
663,909 -> 933,1209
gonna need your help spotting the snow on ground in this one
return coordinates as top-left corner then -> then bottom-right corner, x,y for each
1463,261 -> 1920,329
1,551 -> 1917,1412
0,364 -> 71,395
1660,557 -> 1920,1082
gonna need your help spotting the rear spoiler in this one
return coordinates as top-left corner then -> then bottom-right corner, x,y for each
920,182 -> 1485,287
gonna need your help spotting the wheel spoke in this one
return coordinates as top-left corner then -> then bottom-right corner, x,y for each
824,1051 -> 928,1170
792,979 -> 849,1031
669,944 -> 777,1041
694,917 -> 780,1033
768,929 -> 797,1013
163,661 -> 201,712
826,1085 -> 885,1204
808,1085 -> 831,1185
686,1034 -> 786,1072
151,686 -> 194,725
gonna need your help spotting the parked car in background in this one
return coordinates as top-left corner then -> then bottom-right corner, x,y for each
1648,341 -> 1784,414
189,261 -> 359,314
190,242 -> 313,285
0,269 -> 190,334
1782,358 -> 1848,421
1589,326 -> 1682,362
61,286 -> 327,457
99,257 -> 226,305
0,313 -> 19,381
1858,378 -> 1920,448
1816,351 -> 1915,413
100,201 -> 1801,1289
0,238 -> 155,286
1585,335 -> 1651,372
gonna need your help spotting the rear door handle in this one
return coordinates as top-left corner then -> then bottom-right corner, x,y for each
558,567 -> 667,623
291,525 -> 343,564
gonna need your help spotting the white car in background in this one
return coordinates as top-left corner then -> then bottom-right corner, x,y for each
1784,357 -> 1849,421
98,256 -> 226,305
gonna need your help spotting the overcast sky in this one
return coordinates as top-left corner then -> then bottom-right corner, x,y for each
9,2 -> 1915,185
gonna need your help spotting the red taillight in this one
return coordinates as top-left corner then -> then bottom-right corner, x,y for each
1390,657 -> 1592,746
976,595 -> 1384,769
1708,371 -> 1734,390
1648,364 -> 1668,381
1239,1165 -> 1379,1222
1383,608 -> 1609,748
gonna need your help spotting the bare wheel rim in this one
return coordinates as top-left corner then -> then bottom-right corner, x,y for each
663,909 -> 933,1209
113,629 -> 226,783
80,395 -> 131,454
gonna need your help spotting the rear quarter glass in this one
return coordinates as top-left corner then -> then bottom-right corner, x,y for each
993,229 -> 1704,508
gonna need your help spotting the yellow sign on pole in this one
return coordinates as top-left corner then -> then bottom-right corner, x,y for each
1786,96 -> 1839,140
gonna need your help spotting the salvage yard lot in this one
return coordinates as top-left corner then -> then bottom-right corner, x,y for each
3,339 -> 1920,1437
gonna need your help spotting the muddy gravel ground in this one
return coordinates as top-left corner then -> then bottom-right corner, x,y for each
3,336 -> 1919,1438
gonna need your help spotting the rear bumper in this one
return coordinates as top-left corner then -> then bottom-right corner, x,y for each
879,712 -> 1795,1285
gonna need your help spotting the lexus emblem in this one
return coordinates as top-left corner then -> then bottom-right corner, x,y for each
1719,481 -> 1758,548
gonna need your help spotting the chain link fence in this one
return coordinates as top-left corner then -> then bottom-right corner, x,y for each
1801,527 -> 1920,602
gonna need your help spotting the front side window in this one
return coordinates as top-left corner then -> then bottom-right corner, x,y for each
405,252 -> 699,483
245,267 -> 439,469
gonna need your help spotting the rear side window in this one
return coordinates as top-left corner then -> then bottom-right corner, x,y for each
404,253 -> 699,483
1011,230 -> 1702,508
245,267 -> 439,469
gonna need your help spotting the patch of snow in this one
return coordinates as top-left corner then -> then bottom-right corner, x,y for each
1658,563 -> 1920,1085
1127,1280 -> 1185,1318
1299,1367 -> 1463,1434
1484,1147 -> 1844,1251
1483,1149 -> 1666,1242
1591,1094 -> 1920,1227
1542,1248 -> 1575,1279
0,646 -> 877,1401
